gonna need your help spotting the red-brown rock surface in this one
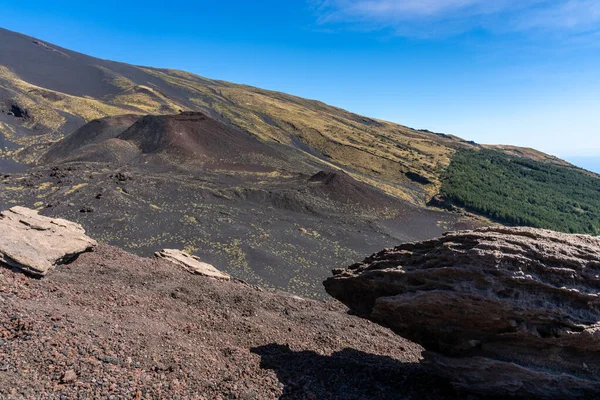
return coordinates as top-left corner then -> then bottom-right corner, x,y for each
324,227 -> 600,399
0,244 -> 463,399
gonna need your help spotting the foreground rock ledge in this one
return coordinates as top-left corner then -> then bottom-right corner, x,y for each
155,249 -> 230,280
0,206 -> 97,276
324,227 -> 600,399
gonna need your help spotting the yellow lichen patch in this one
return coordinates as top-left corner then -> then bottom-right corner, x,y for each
0,66 -> 133,134
65,183 -> 89,195
183,244 -> 199,255
0,121 -> 17,139
36,183 -> 58,199
37,182 -> 53,190
298,228 -> 320,237
111,85 -> 184,114
93,65 -> 136,90
182,215 -> 197,224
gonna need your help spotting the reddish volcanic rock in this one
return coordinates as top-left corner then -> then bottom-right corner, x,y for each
0,243 -> 462,399
324,227 -> 600,399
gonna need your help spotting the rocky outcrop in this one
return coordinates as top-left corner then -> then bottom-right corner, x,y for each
0,206 -> 97,276
324,227 -> 600,399
155,249 -> 230,280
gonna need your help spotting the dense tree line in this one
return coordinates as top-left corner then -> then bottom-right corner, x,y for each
440,149 -> 600,235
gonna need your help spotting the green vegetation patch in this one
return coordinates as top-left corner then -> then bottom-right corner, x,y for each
441,149 -> 600,234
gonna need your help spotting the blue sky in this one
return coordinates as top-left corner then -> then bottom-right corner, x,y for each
1,0 -> 599,164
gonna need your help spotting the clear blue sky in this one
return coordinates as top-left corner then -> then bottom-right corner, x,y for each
1,0 -> 599,161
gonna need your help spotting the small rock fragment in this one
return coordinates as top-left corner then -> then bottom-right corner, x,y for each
61,370 -> 77,384
155,249 -> 230,280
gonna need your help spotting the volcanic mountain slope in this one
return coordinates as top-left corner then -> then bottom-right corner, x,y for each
0,112 -> 482,298
0,155 -> 480,299
118,112 -> 282,164
1,27 -> 590,209
38,110 -> 431,215
41,112 -> 302,172
0,27 -> 478,203
40,114 -> 139,164
307,170 -> 401,209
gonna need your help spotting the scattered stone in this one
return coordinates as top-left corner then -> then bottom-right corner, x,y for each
80,207 -> 94,213
324,226 -> 600,399
0,206 -> 97,276
9,104 -> 29,119
113,172 -> 132,182
426,195 -> 457,212
61,370 -> 77,383
155,249 -> 230,280
404,171 -> 432,185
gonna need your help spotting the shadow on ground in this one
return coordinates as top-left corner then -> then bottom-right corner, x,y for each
251,343 -> 460,400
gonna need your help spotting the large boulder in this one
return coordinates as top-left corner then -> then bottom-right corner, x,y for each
0,206 -> 97,276
155,249 -> 230,280
324,227 -> 600,399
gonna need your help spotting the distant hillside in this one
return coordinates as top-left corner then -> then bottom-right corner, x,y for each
482,144 -> 573,167
42,112 -> 294,171
0,27 -> 476,204
2,27 -> 598,235
40,114 -> 139,164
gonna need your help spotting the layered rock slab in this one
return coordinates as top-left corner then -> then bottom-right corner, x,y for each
155,249 -> 230,280
0,206 -> 97,275
324,227 -> 600,399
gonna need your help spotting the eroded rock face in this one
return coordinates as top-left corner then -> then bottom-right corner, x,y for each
155,249 -> 230,280
324,227 -> 600,399
0,206 -> 97,276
